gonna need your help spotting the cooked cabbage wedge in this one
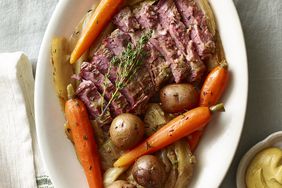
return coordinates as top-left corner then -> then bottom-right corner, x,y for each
158,139 -> 196,188
197,0 -> 227,71
144,103 -> 172,136
197,0 -> 216,36
51,37 -> 74,109
99,139 -> 124,170
174,140 -> 196,188
103,167 -> 128,187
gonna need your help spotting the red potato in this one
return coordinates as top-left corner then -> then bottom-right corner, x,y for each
160,84 -> 198,113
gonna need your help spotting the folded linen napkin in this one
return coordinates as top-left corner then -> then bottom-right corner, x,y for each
0,52 -> 53,188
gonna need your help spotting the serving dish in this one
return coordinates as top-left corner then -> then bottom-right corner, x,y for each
34,0 -> 248,187
236,131 -> 282,188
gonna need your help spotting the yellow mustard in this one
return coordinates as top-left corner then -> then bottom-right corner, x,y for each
245,147 -> 282,188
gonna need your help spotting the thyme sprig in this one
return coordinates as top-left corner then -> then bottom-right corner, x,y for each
99,31 -> 152,116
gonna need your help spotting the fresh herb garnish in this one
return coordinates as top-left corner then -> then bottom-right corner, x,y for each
99,31 -> 152,116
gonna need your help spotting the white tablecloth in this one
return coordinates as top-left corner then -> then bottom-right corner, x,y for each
0,0 -> 281,187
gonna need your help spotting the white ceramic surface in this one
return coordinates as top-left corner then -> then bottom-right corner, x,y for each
236,131 -> 282,188
34,0 -> 248,187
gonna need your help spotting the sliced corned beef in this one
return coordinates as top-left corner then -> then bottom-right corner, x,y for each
158,0 -> 205,82
102,27 -> 156,114
76,80 -> 112,125
150,29 -> 190,83
129,31 -> 171,89
92,46 -> 118,82
113,7 -> 140,33
175,0 -> 203,27
80,62 -> 129,116
149,55 -> 171,87
104,29 -> 131,56
133,1 -> 190,83
175,0 -> 215,59
126,65 -> 155,114
158,0 -> 189,54
190,25 -> 215,59
133,2 -> 158,29
186,41 -> 206,82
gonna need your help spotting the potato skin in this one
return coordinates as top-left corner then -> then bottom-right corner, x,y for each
160,84 -> 198,113
110,113 -> 144,150
108,180 -> 136,188
132,155 -> 166,188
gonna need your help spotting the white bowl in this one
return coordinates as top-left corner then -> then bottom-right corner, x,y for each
35,0 -> 248,187
236,131 -> 282,188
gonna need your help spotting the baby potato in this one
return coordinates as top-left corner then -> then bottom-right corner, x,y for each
160,84 -> 198,113
132,155 -> 166,188
110,113 -> 144,150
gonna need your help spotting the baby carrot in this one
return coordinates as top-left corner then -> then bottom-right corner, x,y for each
187,130 -> 204,152
114,104 -> 224,167
70,0 -> 123,64
65,99 -> 103,188
199,62 -> 229,107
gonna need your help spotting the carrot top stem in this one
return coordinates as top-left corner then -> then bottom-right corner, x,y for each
209,103 -> 225,113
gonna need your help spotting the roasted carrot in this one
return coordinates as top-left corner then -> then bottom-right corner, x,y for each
199,62 -> 229,107
113,104 -> 224,167
65,99 -> 103,188
188,62 -> 229,152
187,130 -> 203,152
70,0 -> 123,64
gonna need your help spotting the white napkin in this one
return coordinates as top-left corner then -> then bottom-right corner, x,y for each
0,52 -> 53,188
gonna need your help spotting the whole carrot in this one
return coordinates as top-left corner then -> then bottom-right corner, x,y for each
65,99 -> 103,188
199,62 -> 229,107
114,104 -> 224,167
70,0 -> 123,64
188,62 -> 229,152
